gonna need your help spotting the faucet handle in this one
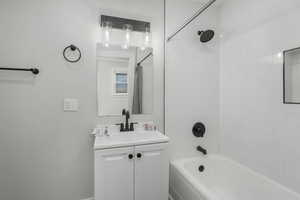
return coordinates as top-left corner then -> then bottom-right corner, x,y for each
129,122 -> 138,131
116,123 -> 125,132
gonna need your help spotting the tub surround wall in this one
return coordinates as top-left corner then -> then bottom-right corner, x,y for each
165,0 -> 220,159
220,0 -> 300,193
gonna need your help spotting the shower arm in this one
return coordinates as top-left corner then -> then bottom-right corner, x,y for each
167,0 -> 216,42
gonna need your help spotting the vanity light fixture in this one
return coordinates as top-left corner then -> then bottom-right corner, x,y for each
122,24 -> 133,49
102,21 -> 112,47
100,15 -> 151,49
141,26 -> 150,51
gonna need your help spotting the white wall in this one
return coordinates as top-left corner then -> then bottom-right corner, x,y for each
220,0 -> 300,193
0,1 -> 97,199
0,0 -> 164,200
165,0 -> 220,159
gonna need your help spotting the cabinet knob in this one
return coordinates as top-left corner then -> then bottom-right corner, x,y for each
128,154 -> 134,159
136,153 -> 142,158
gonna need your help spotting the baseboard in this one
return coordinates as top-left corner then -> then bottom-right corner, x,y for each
86,194 -> 170,200
83,196 -> 173,200
169,193 -> 175,200
85,195 -> 170,200
80,197 -> 94,200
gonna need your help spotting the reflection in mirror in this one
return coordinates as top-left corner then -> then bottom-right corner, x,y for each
96,0 -> 164,120
97,44 -> 153,116
284,47 -> 300,104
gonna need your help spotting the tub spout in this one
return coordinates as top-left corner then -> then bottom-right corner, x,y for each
197,146 -> 207,155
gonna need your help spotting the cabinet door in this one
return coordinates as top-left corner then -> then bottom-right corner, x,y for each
134,143 -> 169,200
95,147 -> 134,200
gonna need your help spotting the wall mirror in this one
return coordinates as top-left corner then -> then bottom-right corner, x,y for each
283,47 -> 300,104
96,0 -> 165,119
97,45 -> 153,116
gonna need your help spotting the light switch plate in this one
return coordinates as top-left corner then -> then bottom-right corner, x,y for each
63,98 -> 79,112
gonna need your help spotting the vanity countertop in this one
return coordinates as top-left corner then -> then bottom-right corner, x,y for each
94,131 -> 169,150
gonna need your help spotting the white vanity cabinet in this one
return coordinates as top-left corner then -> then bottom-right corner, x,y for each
94,147 -> 134,200
134,143 -> 168,200
94,142 -> 169,200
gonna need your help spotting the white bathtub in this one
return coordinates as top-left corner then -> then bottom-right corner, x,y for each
170,155 -> 300,200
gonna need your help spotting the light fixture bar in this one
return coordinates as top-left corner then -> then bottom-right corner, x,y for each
100,15 -> 150,32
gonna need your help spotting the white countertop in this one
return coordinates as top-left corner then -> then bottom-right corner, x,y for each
94,131 -> 169,150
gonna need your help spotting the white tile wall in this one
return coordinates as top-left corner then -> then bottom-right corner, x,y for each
165,0 -> 220,159
219,0 -> 300,193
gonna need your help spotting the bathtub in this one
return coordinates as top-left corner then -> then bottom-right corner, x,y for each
170,155 -> 300,200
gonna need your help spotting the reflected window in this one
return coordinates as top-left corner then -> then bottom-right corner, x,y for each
114,72 -> 128,95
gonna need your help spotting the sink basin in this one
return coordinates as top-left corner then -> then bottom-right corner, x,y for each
94,131 -> 169,150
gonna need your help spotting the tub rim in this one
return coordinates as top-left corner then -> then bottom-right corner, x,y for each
170,154 -> 300,200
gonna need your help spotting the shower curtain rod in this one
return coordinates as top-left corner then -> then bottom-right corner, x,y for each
167,0 -> 216,42
137,52 -> 153,66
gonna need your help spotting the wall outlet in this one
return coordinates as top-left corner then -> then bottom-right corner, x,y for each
63,98 -> 79,112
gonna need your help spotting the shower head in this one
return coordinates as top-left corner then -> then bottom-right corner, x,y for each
198,30 -> 215,43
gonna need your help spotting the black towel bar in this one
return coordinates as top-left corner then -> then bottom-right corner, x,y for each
0,67 -> 39,75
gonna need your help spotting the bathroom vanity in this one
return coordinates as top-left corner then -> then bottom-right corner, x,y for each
94,130 -> 169,200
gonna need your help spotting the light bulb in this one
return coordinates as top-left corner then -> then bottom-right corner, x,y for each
141,26 -> 150,50
122,44 -> 129,49
122,24 -> 132,49
102,21 -> 112,47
